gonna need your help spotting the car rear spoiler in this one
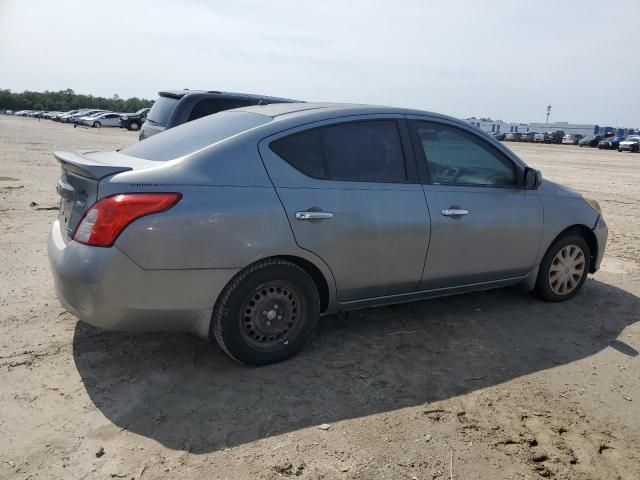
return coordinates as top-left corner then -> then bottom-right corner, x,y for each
53,151 -> 133,179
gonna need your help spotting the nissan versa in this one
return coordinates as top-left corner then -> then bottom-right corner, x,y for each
48,103 -> 608,365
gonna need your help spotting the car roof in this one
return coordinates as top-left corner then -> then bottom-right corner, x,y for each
234,102 -> 460,122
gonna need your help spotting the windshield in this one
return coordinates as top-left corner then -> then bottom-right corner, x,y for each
123,111 -> 272,161
146,96 -> 178,126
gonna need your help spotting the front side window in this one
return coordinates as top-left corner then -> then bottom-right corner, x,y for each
414,121 -> 516,187
270,120 -> 406,183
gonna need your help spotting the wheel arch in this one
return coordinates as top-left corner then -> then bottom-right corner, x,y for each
547,224 -> 598,273
278,255 -> 331,313
213,254 -> 333,319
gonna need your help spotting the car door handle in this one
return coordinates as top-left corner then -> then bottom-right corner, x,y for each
295,211 -> 334,220
441,208 -> 469,217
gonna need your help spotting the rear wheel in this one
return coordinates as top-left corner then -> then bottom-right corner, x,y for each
93,121 -> 101,128
212,259 -> 320,366
535,234 -> 590,302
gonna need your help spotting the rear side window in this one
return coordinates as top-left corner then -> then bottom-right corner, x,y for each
270,120 -> 406,183
188,98 -> 253,121
147,96 -> 179,126
270,129 -> 327,179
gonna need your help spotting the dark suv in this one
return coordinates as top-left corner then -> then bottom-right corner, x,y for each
139,90 -> 299,140
120,108 -> 150,131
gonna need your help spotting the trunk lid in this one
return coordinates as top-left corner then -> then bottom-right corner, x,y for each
53,150 -> 159,240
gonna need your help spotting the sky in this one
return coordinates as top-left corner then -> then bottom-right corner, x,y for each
1,0 -> 638,126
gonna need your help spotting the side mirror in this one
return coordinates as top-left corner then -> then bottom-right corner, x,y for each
524,167 -> 542,189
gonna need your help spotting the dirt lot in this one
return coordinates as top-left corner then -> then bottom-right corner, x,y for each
0,115 -> 638,479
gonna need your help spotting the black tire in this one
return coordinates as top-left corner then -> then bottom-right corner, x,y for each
212,259 -> 320,366
93,121 -> 101,128
535,234 -> 590,302
128,121 -> 140,131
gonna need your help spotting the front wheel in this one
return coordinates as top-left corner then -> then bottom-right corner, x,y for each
128,121 -> 140,131
535,234 -> 590,302
93,121 -> 101,128
212,259 -> 320,366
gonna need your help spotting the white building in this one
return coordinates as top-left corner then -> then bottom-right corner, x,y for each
465,118 -> 611,136
464,118 -> 639,137
464,118 -> 526,134
528,122 -> 599,136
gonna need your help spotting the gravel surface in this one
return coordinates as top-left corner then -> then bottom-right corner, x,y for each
0,115 -> 638,479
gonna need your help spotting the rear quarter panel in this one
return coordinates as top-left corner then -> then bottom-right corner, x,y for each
113,185 -> 302,269
100,134 -> 338,308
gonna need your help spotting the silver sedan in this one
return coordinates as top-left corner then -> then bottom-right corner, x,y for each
48,103 -> 608,365
81,112 -> 123,128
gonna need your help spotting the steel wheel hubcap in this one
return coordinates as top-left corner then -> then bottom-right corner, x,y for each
239,282 -> 302,351
548,244 -> 585,295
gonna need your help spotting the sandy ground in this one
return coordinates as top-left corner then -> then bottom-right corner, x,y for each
0,115 -> 638,480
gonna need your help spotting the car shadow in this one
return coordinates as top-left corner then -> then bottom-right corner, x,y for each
72,279 -> 638,453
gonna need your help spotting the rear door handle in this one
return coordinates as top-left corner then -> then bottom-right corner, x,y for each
441,208 -> 469,217
295,211 -> 334,220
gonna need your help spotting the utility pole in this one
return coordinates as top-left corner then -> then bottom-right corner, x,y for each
546,104 -> 551,125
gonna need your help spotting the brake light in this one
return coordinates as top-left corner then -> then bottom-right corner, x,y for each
73,193 -> 182,247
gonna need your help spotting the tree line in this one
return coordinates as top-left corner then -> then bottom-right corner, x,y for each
0,88 -> 154,113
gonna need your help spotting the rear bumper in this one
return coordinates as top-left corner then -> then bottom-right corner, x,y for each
593,215 -> 608,272
48,220 -> 238,338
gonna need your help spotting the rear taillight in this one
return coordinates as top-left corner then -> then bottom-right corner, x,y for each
73,193 -> 182,247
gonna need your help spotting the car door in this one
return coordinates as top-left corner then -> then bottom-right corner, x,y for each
259,116 -> 430,302
407,117 -> 543,290
101,114 -> 114,126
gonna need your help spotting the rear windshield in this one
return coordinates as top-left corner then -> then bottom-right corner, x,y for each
122,111 -> 271,161
146,96 -> 179,126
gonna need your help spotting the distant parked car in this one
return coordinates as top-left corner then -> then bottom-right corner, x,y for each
547,131 -> 565,144
618,135 -> 640,152
81,112 -> 123,128
598,136 -> 624,150
4,110 -> 14,115
494,132 -> 506,141
51,111 -> 73,121
533,133 -> 546,143
562,134 -> 583,145
139,89 -> 299,140
120,108 -> 150,131
519,132 -> 535,142
579,135 -> 602,147
504,132 -> 522,141
58,110 -> 85,123
75,111 -> 112,126
69,110 -> 108,124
